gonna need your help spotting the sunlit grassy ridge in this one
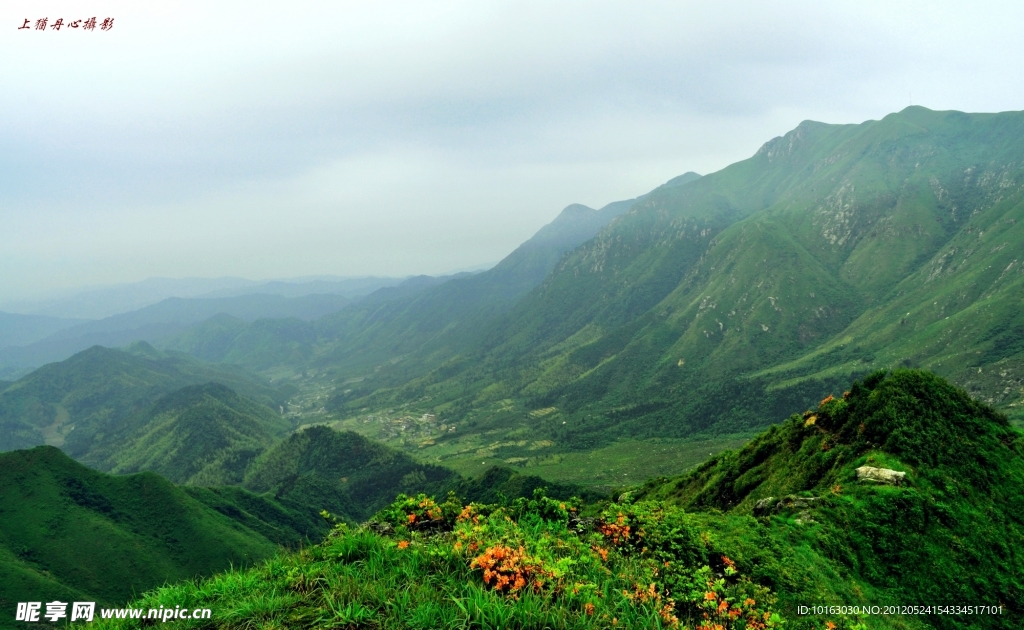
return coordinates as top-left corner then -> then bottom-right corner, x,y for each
95,371 -> 1023,629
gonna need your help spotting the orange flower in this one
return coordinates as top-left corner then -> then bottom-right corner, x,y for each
744,598 -> 756,607
820,394 -> 834,406
826,622 -> 836,630
584,603 -> 595,616
407,513 -> 417,524
704,591 -> 717,601
471,545 -> 550,594
397,540 -> 409,549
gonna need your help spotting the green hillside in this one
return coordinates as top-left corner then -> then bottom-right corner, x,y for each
0,344 -> 291,457
92,370 -> 1024,630
308,107 -> 1024,480
92,383 -> 293,485
635,369 -> 1024,627
240,426 -> 463,523
0,446 -> 326,624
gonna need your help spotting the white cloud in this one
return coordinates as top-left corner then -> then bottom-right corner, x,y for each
2,0 -> 1024,299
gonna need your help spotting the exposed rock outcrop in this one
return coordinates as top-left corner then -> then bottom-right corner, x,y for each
855,466 -> 906,485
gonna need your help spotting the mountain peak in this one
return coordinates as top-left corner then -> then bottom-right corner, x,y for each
556,203 -> 596,217
662,172 -> 702,188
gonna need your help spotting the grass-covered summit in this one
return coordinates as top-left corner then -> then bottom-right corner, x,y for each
93,370 -> 1023,629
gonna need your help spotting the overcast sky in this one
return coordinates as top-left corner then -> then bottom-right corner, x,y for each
3,1 -> 1024,301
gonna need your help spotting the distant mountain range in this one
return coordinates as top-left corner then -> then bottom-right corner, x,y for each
0,275 -> 408,320
0,276 -> 481,379
8,107 -> 1024,484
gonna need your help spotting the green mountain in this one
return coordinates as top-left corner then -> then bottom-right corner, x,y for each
91,383 -> 293,485
240,426 -> 462,523
0,446 -> 326,621
0,344 -> 290,457
90,370 -> 1024,630
305,107 -> 1024,480
635,369 -> 1024,627
154,274 -> 475,371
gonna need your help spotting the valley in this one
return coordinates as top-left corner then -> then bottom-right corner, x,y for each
1,107 -> 1023,628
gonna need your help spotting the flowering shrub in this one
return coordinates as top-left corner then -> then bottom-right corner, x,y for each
695,572 -> 783,630
599,512 -> 632,545
471,545 -> 552,594
374,492 -> 462,532
367,492 -> 785,627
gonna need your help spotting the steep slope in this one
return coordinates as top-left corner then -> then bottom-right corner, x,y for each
331,108 -> 1024,456
0,446 -> 326,617
94,371 -> 1023,630
0,344 -> 289,456
91,383 -> 293,485
636,369 -> 1024,628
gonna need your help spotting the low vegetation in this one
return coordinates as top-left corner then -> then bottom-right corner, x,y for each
93,370 -> 1024,629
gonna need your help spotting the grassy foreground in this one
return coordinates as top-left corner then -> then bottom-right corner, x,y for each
93,370 -> 1022,629
94,493 -> 788,630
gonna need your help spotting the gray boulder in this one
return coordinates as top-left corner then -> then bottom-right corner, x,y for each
856,466 -> 906,485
